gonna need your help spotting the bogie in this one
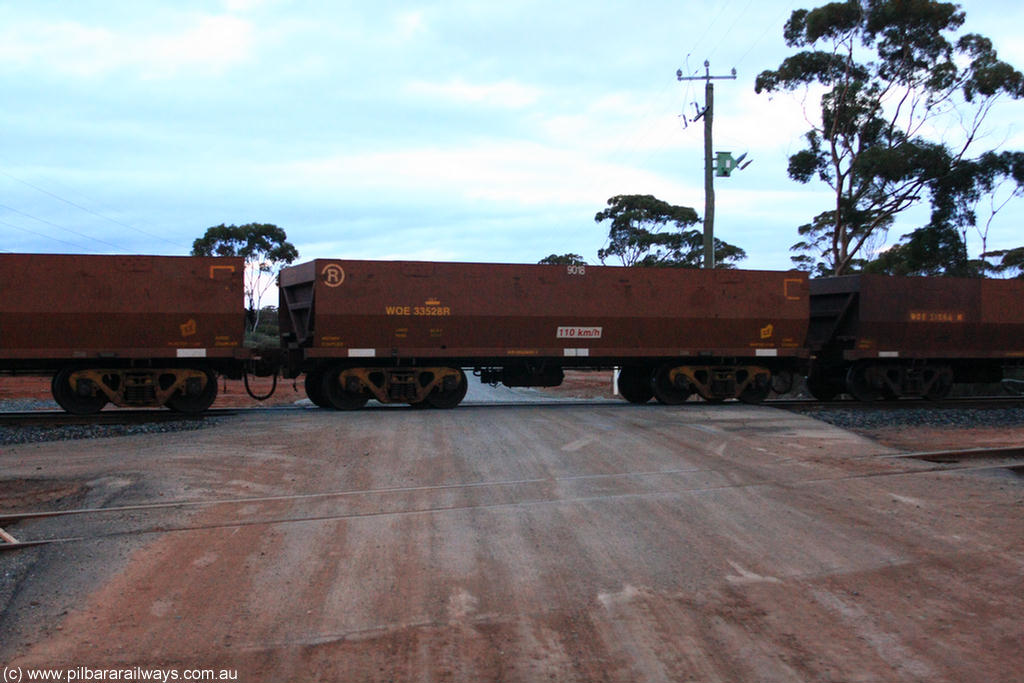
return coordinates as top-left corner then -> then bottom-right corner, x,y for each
841,362 -> 957,402
50,366 -> 217,413
316,365 -> 467,409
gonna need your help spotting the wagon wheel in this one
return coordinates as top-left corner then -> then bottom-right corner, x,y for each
166,367 -> 218,414
651,364 -> 691,405
51,367 -> 108,415
770,370 -> 795,395
846,363 -> 882,402
426,369 -> 468,409
322,366 -> 369,410
738,374 -> 772,404
303,366 -> 331,408
806,367 -> 840,402
617,366 -> 653,404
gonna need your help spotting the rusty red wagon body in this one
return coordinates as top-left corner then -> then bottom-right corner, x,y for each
807,274 -> 1024,400
0,254 -> 247,413
280,259 -> 809,408
6,251 -> 1023,413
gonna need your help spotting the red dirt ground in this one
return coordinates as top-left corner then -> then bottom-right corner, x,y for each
2,401 -> 1021,682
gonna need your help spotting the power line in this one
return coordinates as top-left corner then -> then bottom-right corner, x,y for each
734,5 -> 793,70
0,218 -> 104,253
0,203 -> 124,252
0,165 -> 190,251
684,0 -> 736,64
706,0 -> 759,63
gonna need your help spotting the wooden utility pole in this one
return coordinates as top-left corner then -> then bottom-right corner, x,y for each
677,61 -> 736,269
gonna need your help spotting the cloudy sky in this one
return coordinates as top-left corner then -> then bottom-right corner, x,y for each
3,0 -> 1024,271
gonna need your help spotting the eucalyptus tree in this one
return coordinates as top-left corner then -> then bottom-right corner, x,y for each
192,223 -> 299,331
595,194 -> 745,268
756,0 -> 1024,275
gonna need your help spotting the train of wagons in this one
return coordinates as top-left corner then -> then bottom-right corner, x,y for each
1,253 -> 1022,414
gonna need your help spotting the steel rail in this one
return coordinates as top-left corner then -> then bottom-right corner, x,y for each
0,408 -> 238,427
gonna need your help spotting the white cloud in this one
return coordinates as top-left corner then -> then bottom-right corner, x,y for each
394,10 -> 427,40
272,140 -> 689,210
0,14 -> 255,79
145,16 -> 254,77
540,109 -> 694,158
719,87 -> 824,156
405,78 -> 542,109
222,0 -> 268,11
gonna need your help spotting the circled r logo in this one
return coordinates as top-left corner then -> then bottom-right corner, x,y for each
322,264 -> 345,287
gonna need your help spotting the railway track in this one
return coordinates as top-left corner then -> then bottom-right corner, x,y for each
0,407 -> 262,428
768,395 -> 1024,411
1,394 -> 1020,423
3,445 -> 1020,552
885,444 -> 1024,463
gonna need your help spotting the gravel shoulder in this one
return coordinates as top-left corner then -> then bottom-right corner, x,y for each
791,404 -> 1024,451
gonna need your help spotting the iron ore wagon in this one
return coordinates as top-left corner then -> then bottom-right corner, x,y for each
0,253 -> 247,414
807,274 -> 1024,401
279,259 -> 810,409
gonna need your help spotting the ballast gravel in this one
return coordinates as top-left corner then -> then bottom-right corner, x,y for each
797,404 -> 1024,431
0,420 -> 218,446
5,396 -> 1024,446
0,400 -> 218,445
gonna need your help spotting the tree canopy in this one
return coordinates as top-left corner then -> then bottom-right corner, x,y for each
984,246 -> 1024,278
538,253 -> 587,265
594,194 -> 745,268
756,0 -> 1024,276
191,223 -> 299,330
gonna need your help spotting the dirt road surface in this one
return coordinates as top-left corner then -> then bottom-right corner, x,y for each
1,401 -> 1021,682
